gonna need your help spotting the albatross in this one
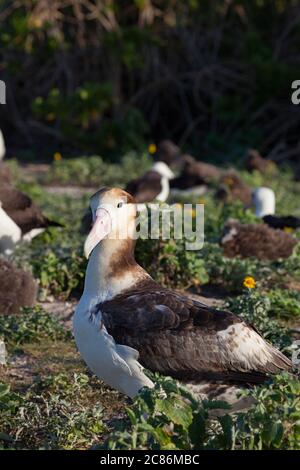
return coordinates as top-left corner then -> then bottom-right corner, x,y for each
216,172 -> 253,207
125,161 -> 175,203
0,183 -> 62,243
253,187 -> 300,231
73,187 -> 292,400
170,154 -> 221,196
220,218 -> 297,261
0,201 -> 22,254
0,257 -> 37,314
245,149 -> 276,174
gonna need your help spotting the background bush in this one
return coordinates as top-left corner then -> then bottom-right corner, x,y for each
1,0 -> 300,162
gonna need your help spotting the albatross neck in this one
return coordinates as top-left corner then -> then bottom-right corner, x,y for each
83,236 -> 146,299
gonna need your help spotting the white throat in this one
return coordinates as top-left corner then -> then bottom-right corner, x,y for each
82,240 -> 145,302
253,187 -> 276,218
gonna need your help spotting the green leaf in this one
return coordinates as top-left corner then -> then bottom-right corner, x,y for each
156,397 -> 193,429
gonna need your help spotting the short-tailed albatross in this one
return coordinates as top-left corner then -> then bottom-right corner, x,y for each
73,187 -> 292,400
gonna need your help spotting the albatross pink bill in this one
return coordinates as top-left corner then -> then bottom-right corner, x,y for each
84,208 -> 112,258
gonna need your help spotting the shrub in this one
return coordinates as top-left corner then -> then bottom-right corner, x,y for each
105,373 -> 300,450
0,306 -> 71,346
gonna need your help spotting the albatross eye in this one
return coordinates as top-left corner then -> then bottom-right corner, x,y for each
117,201 -> 124,209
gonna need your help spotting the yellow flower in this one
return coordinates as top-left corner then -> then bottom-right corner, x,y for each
46,113 -> 56,122
283,227 -> 294,234
243,276 -> 256,289
148,143 -> 157,155
54,152 -> 62,162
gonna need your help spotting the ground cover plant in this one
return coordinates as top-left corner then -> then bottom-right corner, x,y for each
0,154 -> 299,450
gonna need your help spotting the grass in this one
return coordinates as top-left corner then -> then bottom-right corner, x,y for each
1,154 -> 300,450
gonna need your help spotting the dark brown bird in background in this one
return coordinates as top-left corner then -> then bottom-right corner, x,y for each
154,140 -> 181,167
170,154 -> 221,190
220,219 -> 297,261
245,149 -> 276,174
0,184 -> 62,238
0,258 -> 37,314
216,171 -> 253,207
125,161 -> 174,203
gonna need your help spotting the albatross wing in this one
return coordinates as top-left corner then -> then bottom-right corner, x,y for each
99,280 -> 292,384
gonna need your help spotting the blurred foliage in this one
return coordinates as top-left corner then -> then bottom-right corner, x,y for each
1,0 -> 300,160
136,237 -> 209,290
45,152 -> 150,186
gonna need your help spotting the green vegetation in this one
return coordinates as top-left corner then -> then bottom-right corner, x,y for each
1,0 -> 300,452
0,306 -> 71,346
44,153 -> 150,187
1,155 -> 300,450
106,373 -> 300,450
0,373 -> 105,450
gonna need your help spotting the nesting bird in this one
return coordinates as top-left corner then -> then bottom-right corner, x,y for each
0,163 -> 11,185
170,154 -> 221,195
0,184 -> 62,246
74,187 -> 292,401
220,218 -> 297,261
216,171 -> 253,207
245,149 -> 276,174
153,140 -> 181,168
0,257 -> 37,314
125,161 -> 175,203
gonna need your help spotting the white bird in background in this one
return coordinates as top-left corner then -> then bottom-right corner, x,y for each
253,187 -> 276,218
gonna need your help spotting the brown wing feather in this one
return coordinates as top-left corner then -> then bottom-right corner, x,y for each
100,280 -> 291,383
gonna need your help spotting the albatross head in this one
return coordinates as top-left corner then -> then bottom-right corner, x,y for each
84,187 -> 137,258
252,187 -> 276,218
